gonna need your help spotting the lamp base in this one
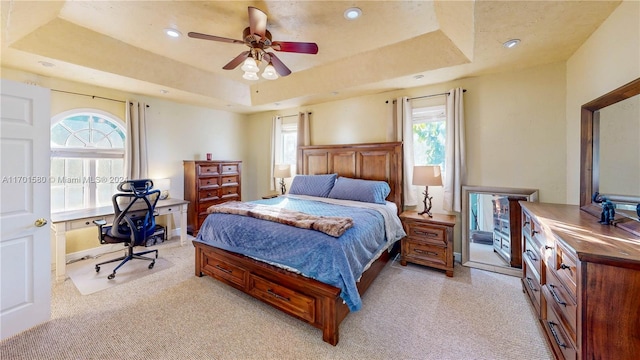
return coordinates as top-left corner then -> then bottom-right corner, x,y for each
279,178 -> 287,195
419,186 -> 433,217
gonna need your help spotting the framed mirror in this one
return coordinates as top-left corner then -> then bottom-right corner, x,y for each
580,77 -> 640,236
461,186 -> 538,277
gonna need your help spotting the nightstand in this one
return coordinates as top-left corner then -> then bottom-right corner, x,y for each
399,211 -> 456,277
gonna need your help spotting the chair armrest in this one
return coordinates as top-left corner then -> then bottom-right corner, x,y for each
93,219 -> 107,226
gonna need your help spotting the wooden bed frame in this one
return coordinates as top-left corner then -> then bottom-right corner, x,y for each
193,142 -> 403,345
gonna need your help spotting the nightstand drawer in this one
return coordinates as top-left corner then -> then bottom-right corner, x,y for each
406,223 -> 445,245
404,240 -> 447,266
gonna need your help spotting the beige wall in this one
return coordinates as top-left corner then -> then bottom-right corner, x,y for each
565,0 -> 640,204
2,68 -> 247,255
246,61 -> 567,252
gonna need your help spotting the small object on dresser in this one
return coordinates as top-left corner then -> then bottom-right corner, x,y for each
206,153 -> 212,161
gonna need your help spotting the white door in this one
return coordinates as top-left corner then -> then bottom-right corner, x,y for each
0,79 -> 51,340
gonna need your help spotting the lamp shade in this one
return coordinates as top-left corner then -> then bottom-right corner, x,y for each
273,164 -> 292,179
412,165 -> 442,186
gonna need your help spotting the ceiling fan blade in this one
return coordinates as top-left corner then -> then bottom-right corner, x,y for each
265,52 -> 292,76
271,41 -> 318,54
222,51 -> 250,70
248,7 -> 267,40
188,32 -> 244,44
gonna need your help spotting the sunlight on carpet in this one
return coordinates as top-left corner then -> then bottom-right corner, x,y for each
66,252 -> 173,295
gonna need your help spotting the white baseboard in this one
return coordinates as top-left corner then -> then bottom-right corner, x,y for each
454,252 -> 461,264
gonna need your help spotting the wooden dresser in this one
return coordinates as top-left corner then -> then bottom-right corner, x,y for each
399,211 -> 456,277
183,160 -> 241,235
520,202 -> 640,360
492,196 -> 526,268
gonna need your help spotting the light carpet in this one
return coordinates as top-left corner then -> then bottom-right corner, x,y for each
66,248 -> 174,295
1,241 -> 553,359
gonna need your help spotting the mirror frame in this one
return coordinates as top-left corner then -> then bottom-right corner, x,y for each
580,77 -> 640,236
461,186 -> 539,277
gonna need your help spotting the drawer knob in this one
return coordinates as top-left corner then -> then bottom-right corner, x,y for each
548,284 -> 567,307
544,245 -> 553,250
548,322 -> 568,349
525,277 -> 538,292
523,221 -> 530,226
525,249 -> 538,262
214,264 -> 232,274
414,249 -> 438,256
560,263 -> 571,270
532,230 -> 539,235
267,289 -> 290,302
207,193 -> 212,197
415,230 -> 438,237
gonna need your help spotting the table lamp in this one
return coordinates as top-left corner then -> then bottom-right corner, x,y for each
412,165 -> 442,217
153,178 -> 171,200
273,164 -> 292,195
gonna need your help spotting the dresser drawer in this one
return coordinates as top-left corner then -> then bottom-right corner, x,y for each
522,211 -> 533,237
404,239 -> 447,266
199,189 -> 220,202
523,236 -> 543,280
545,297 -> 577,360
202,252 -> 247,288
198,177 -> 219,188
523,261 -> 542,316
405,223 -> 445,245
69,216 -> 110,230
198,164 -> 220,176
545,267 -> 577,342
249,274 -> 315,323
220,185 -> 239,198
221,175 -> 239,186
155,204 -> 180,216
221,163 -> 239,174
554,241 -> 577,297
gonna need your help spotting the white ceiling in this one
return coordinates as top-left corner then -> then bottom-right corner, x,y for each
1,1 -> 621,114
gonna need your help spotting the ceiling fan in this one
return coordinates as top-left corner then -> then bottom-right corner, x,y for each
188,6 -> 319,80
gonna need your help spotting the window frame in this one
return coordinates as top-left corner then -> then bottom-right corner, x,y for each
50,109 -> 126,212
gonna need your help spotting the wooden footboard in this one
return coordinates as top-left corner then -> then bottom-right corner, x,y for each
194,240 -> 390,345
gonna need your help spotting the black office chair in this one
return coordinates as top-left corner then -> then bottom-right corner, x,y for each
94,179 -> 161,280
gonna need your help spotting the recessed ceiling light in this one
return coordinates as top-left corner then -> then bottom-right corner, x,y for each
503,39 -> 520,49
413,74 -> 424,80
344,7 -> 362,20
160,89 -> 169,94
164,28 -> 182,38
38,61 -> 55,67
331,91 -> 339,96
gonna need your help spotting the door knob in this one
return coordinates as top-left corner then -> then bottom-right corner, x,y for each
34,218 -> 48,227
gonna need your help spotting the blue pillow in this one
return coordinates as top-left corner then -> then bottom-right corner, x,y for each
289,174 -> 337,197
327,177 -> 390,204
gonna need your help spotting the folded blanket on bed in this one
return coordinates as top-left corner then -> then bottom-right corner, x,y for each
207,201 -> 353,237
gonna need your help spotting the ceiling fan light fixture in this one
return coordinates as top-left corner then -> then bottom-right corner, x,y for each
241,57 -> 259,72
262,63 -> 278,80
344,7 -> 362,20
242,71 -> 259,81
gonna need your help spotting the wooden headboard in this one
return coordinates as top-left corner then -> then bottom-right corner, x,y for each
297,142 -> 403,212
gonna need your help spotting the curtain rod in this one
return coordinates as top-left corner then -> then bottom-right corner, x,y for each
281,112 -> 312,118
52,89 -> 125,104
408,89 -> 467,101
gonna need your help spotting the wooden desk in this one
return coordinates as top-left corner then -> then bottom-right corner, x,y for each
50,198 -> 189,282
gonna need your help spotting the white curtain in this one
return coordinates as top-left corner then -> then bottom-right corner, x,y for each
297,112 -> 310,146
270,115 -> 282,191
389,97 -> 417,206
125,100 -> 149,179
443,88 -> 466,212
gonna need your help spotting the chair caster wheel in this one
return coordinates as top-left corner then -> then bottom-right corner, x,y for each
149,262 -> 155,269
95,265 -> 100,273
108,273 -> 116,280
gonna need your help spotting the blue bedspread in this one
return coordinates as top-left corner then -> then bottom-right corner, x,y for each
195,196 -> 396,311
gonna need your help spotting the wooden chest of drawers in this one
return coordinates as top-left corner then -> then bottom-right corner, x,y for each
184,160 -> 241,235
399,211 -> 456,277
520,202 -> 640,360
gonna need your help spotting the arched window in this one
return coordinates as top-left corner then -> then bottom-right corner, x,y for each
50,109 -> 126,212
